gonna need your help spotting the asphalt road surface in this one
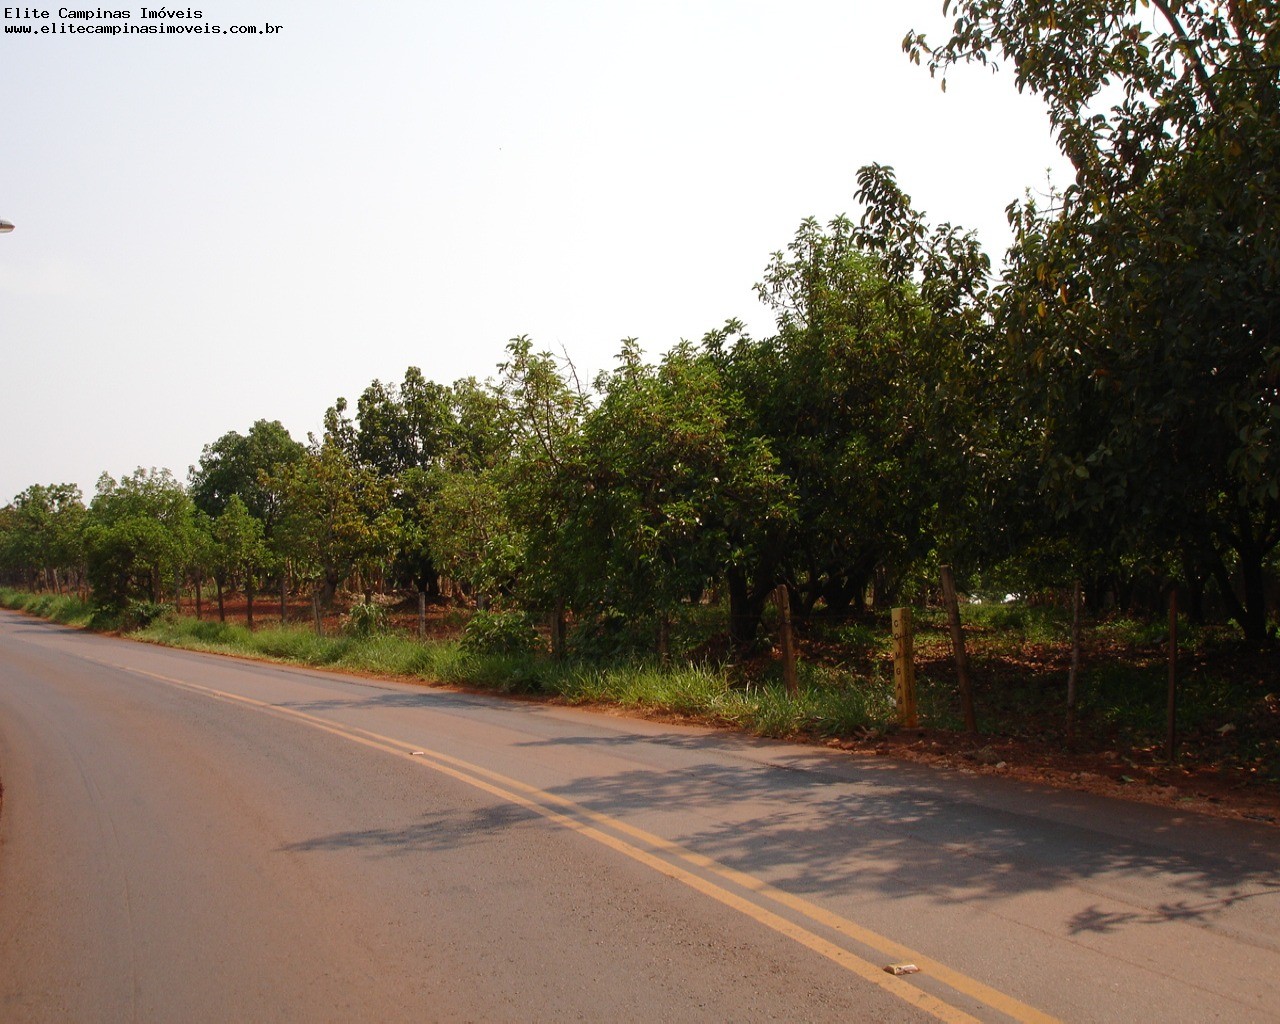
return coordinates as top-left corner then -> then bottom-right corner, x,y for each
1,609 -> 1278,1022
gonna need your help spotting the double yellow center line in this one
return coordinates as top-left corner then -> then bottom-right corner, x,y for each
107,658 -> 1061,1024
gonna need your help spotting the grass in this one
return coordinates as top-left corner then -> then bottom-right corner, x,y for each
11,603 -> 891,742
0,587 -> 95,627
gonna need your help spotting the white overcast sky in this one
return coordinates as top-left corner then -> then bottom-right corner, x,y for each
0,0 -> 1071,504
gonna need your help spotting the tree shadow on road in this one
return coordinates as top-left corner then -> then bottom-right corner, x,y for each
278,803 -> 539,858
515,733 -> 1280,942
267,685 -> 1280,943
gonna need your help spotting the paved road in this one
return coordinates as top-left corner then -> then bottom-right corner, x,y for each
1,610 -> 1278,1022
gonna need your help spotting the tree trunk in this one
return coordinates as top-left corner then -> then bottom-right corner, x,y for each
551,597 -> 567,661
1066,579 -> 1082,745
1207,524 -> 1269,645
727,567 -> 770,654
871,566 -> 898,611
822,564 -> 872,617
772,585 -> 799,697
216,576 -> 226,622
320,569 -> 339,609
246,581 -> 255,630
940,565 -> 976,736
1236,522 -> 1268,644
1167,587 -> 1180,760
820,577 -> 856,616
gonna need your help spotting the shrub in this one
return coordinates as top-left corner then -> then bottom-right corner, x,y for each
122,599 -> 171,631
459,610 -> 541,656
345,600 -> 390,637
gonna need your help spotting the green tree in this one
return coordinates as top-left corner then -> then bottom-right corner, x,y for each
189,419 -> 306,609
716,170 -> 990,622
83,469 -> 197,609
271,441 -> 399,607
748,213 -> 933,612
443,375 -> 515,474
329,368 -> 458,599
574,339 -> 792,648
494,336 -> 588,612
2,483 -> 85,592
211,495 -> 268,626
423,468 -> 521,606
350,367 -> 454,477
910,0 -> 1280,639
0,505 -> 16,586
189,419 -> 305,527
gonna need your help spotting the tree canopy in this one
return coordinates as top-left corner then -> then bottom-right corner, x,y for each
4,1 -> 1276,652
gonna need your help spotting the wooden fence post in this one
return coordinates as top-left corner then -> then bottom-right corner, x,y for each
940,565 -> 976,735
312,592 -> 323,638
892,607 -> 919,728
419,590 -> 427,639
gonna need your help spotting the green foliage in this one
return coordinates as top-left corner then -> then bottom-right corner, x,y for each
909,1 -> 1280,641
189,419 -> 304,528
121,599 -> 171,631
0,586 -> 94,626
348,368 -> 453,478
492,336 -> 588,609
269,440 -> 399,604
557,661 -> 728,715
211,495 -> 268,595
185,618 -> 237,644
344,599 -> 390,637
1092,615 -> 1200,653
0,483 -> 85,589
323,369 -> 460,598
571,339 -> 791,634
567,608 -> 662,661
961,601 -> 1071,650
459,610 -> 541,656
700,171 -> 992,641
83,469 -> 197,609
558,662 -> 892,738
974,603 -> 1026,633
425,468 -> 522,602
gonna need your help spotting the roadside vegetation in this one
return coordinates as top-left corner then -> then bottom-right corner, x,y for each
4,584 -> 1275,804
3,4 -> 1278,807
137,612 -> 898,740
0,588 -> 95,628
